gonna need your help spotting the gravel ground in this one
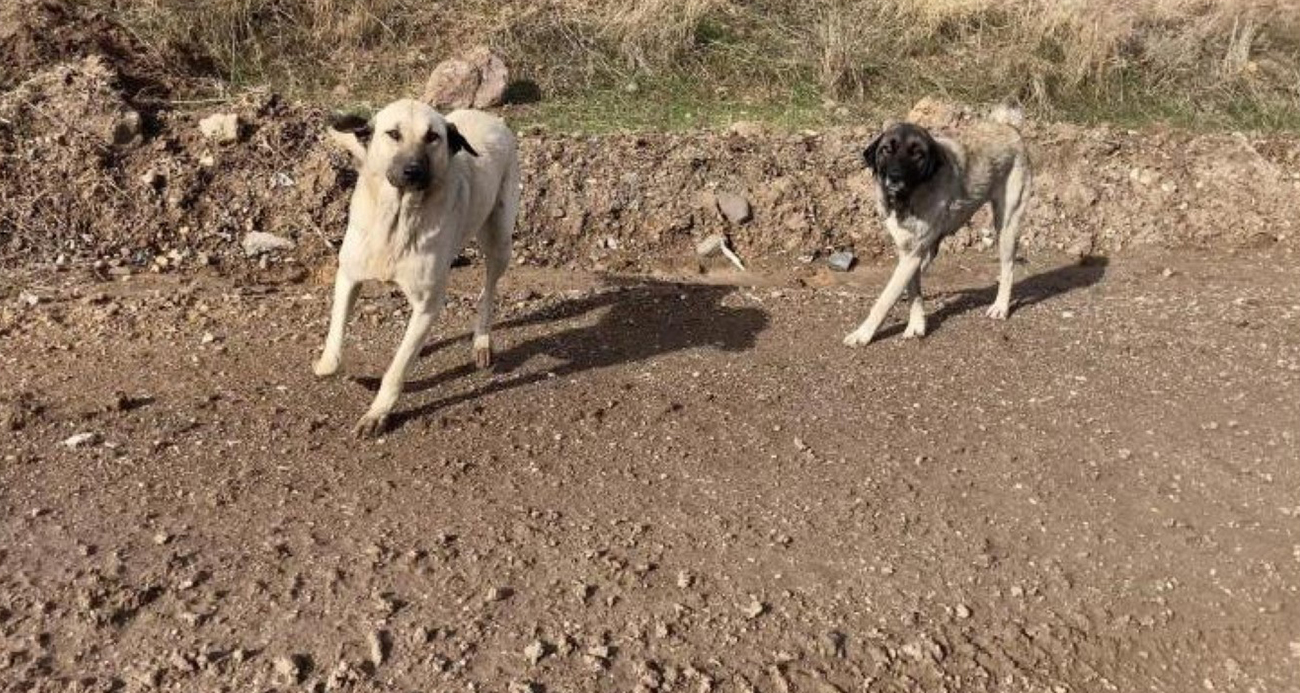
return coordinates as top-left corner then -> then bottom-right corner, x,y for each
2,249 -> 1298,693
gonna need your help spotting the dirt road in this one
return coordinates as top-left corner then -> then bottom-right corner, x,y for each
2,250 -> 1298,692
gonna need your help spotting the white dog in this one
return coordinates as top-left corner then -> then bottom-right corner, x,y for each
314,99 -> 520,437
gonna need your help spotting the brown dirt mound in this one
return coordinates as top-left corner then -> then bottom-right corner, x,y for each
0,0 -> 197,100
2,57 -> 1299,278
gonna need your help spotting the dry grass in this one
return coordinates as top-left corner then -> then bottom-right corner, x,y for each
95,0 -> 1300,129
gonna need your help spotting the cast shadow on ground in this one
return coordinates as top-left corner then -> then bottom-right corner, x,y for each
877,256 -> 1109,339
358,278 -> 770,431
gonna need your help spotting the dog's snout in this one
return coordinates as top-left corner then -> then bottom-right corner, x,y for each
387,156 -> 431,190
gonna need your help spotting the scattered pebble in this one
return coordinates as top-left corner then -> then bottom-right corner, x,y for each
524,639 -> 549,665
367,630 -> 388,667
62,432 -> 101,449
827,250 -> 856,272
273,655 -> 304,684
742,596 -> 766,620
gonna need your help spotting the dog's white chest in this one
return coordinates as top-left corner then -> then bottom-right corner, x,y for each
883,213 -> 932,253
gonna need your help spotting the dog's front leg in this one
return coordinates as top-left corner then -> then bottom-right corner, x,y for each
314,271 -> 360,377
354,286 -> 445,438
843,252 -> 924,347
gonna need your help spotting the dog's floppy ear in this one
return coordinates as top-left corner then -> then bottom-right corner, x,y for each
327,113 -> 371,164
862,132 -> 883,173
446,123 -> 479,157
920,129 -> 943,180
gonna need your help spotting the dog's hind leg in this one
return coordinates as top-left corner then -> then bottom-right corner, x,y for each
354,276 -> 449,438
987,165 -> 1029,320
472,171 -> 519,369
314,270 -> 360,377
844,251 -> 924,347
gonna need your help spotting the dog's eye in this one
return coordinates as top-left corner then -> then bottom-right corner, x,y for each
424,130 -> 440,144
386,129 -> 402,142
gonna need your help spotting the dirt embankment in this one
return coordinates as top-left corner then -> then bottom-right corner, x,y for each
1,5 -> 1299,279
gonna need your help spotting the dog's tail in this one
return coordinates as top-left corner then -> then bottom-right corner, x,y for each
988,102 -> 1025,130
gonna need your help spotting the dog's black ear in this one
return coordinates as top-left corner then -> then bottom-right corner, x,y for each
920,131 -> 942,180
329,113 -> 373,143
446,123 -> 479,157
863,133 -> 883,173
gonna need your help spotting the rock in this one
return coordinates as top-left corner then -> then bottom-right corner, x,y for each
741,596 -> 766,620
715,192 -> 752,225
955,604 -> 971,619
524,639 -> 549,665
486,585 -> 514,602
62,432 -> 101,449
907,96 -> 972,129
153,531 -> 172,545
423,47 -> 509,110
110,110 -> 142,146
241,231 -> 294,257
676,570 -> 694,589
900,635 -> 945,663
367,630 -> 388,667
199,113 -> 241,144
827,250 -> 856,272
509,681 -> 542,693
273,655 -> 305,685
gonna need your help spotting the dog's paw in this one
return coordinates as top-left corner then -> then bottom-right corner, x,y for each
843,329 -> 876,347
313,353 -> 341,378
902,320 -> 927,339
985,304 -> 1010,320
353,412 -> 389,438
472,334 -> 492,370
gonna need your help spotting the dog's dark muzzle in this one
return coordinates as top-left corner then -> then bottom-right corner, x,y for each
387,159 -> 431,190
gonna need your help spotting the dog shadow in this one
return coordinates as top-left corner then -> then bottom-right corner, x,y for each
879,255 -> 1109,339
372,278 -> 769,430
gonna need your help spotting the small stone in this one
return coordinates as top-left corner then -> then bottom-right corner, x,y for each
524,639 -> 549,665
586,645 -> 611,660
140,168 -> 166,189
955,604 -> 971,619
676,571 -> 694,589
715,192 -> 752,225
62,432 -> 101,449
486,586 -> 514,602
153,532 -> 172,545
110,110 -> 142,146
367,630 -> 388,667
1161,267 -> 1176,278
509,681 -> 542,693
241,231 -> 295,257
741,596 -> 766,620
827,250 -> 856,272
199,113 -> 241,144
273,655 -> 305,684
201,332 -> 216,345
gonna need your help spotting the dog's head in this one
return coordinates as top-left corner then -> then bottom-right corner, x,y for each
329,99 -> 478,192
862,122 -> 942,203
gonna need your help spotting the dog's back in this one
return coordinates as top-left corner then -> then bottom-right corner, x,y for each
936,106 -> 1028,204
